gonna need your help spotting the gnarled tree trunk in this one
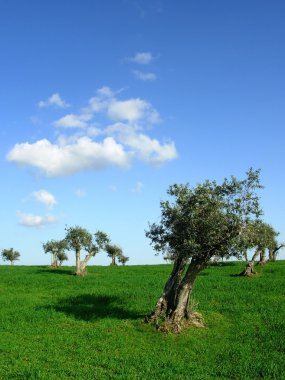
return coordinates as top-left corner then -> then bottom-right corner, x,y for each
78,253 -> 95,275
146,258 -> 205,333
269,245 -> 284,261
145,257 -> 186,325
239,249 -> 260,276
111,255 -> 117,266
258,249 -> 266,266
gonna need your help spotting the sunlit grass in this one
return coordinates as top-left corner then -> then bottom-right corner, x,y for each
0,261 -> 284,379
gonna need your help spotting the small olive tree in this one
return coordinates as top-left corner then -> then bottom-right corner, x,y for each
1,248 -> 20,265
57,251 -> 69,266
64,226 -> 109,275
42,239 -> 68,268
145,169 -> 263,333
106,244 -> 123,266
118,254 -> 129,266
238,222 -> 279,276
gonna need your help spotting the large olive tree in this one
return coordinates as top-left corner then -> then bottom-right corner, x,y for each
145,169 -> 263,333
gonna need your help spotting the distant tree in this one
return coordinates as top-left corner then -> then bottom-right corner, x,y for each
238,222 -> 279,276
64,226 -> 109,275
117,254 -> 129,266
1,248 -> 20,265
145,169 -> 263,333
42,239 -> 67,268
106,244 -> 123,266
57,251 -> 68,266
268,238 -> 284,262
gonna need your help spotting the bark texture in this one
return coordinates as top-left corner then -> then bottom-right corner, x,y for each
145,258 -> 205,333
75,249 -> 82,275
258,249 -> 267,266
239,249 -> 260,276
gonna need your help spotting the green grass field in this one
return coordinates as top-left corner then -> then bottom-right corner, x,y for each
0,261 -> 284,379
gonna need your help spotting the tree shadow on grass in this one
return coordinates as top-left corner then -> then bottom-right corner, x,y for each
51,294 -> 144,321
37,268 -> 75,276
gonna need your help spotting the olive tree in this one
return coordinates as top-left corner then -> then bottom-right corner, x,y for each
1,248 -> 20,265
42,239 -> 68,268
65,226 -> 109,275
118,254 -> 129,266
145,169 -> 262,333
57,251 -> 69,266
106,244 -> 123,266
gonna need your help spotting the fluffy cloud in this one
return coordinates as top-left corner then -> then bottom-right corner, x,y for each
133,70 -> 157,81
112,126 -> 178,166
108,98 -> 160,123
7,137 -> 130,177
129,52 -> 154,65
53,113 -> 92,128
38,93 -> 69,108
7,87 -> 177,177
17,212 -> 57,228
32,190 -> 56,208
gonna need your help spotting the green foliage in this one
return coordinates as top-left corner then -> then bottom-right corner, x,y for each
146,169 -> 263,264
64,226 -> 93,252
106,244 -> 122,258
57,251 -> 68,266
42,239 -> 68,267
1,248 -> 20,265
118,255 -> 130,265
0,262 -> 284,379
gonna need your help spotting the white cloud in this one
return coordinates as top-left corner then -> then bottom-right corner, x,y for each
38,93 -> 70,108
133,70 -> 157,81
17,212 -> 57,228
109,185 -> 117,192
121,131 -> 177,166
97,86 -> 114,98
8,87 -> 177,177
105,124 -> 177,166
131,181 -> 143,193
129,52 -> 154,65
32,190 -> 56,208
53,113 -> 92,128
7,137 -> 130,177
108,98 -> 160,124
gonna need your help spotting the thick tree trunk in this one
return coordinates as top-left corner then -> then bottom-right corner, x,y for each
79,253 -> 94,275
145,256 -> 186,324
146,257 -> 205,333
239,249 -> 260,276
75,249 -> 81,275
259,249 -> 267,266
111,255 -> 117,266
164,259 -> 205,332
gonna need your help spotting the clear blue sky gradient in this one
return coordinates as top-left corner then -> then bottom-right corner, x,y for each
1,0 -> 284,265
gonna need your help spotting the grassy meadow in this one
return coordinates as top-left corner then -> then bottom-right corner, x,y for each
0,261 -> 284,379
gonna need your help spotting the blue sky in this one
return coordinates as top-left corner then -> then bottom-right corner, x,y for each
1,0 -> 284,265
